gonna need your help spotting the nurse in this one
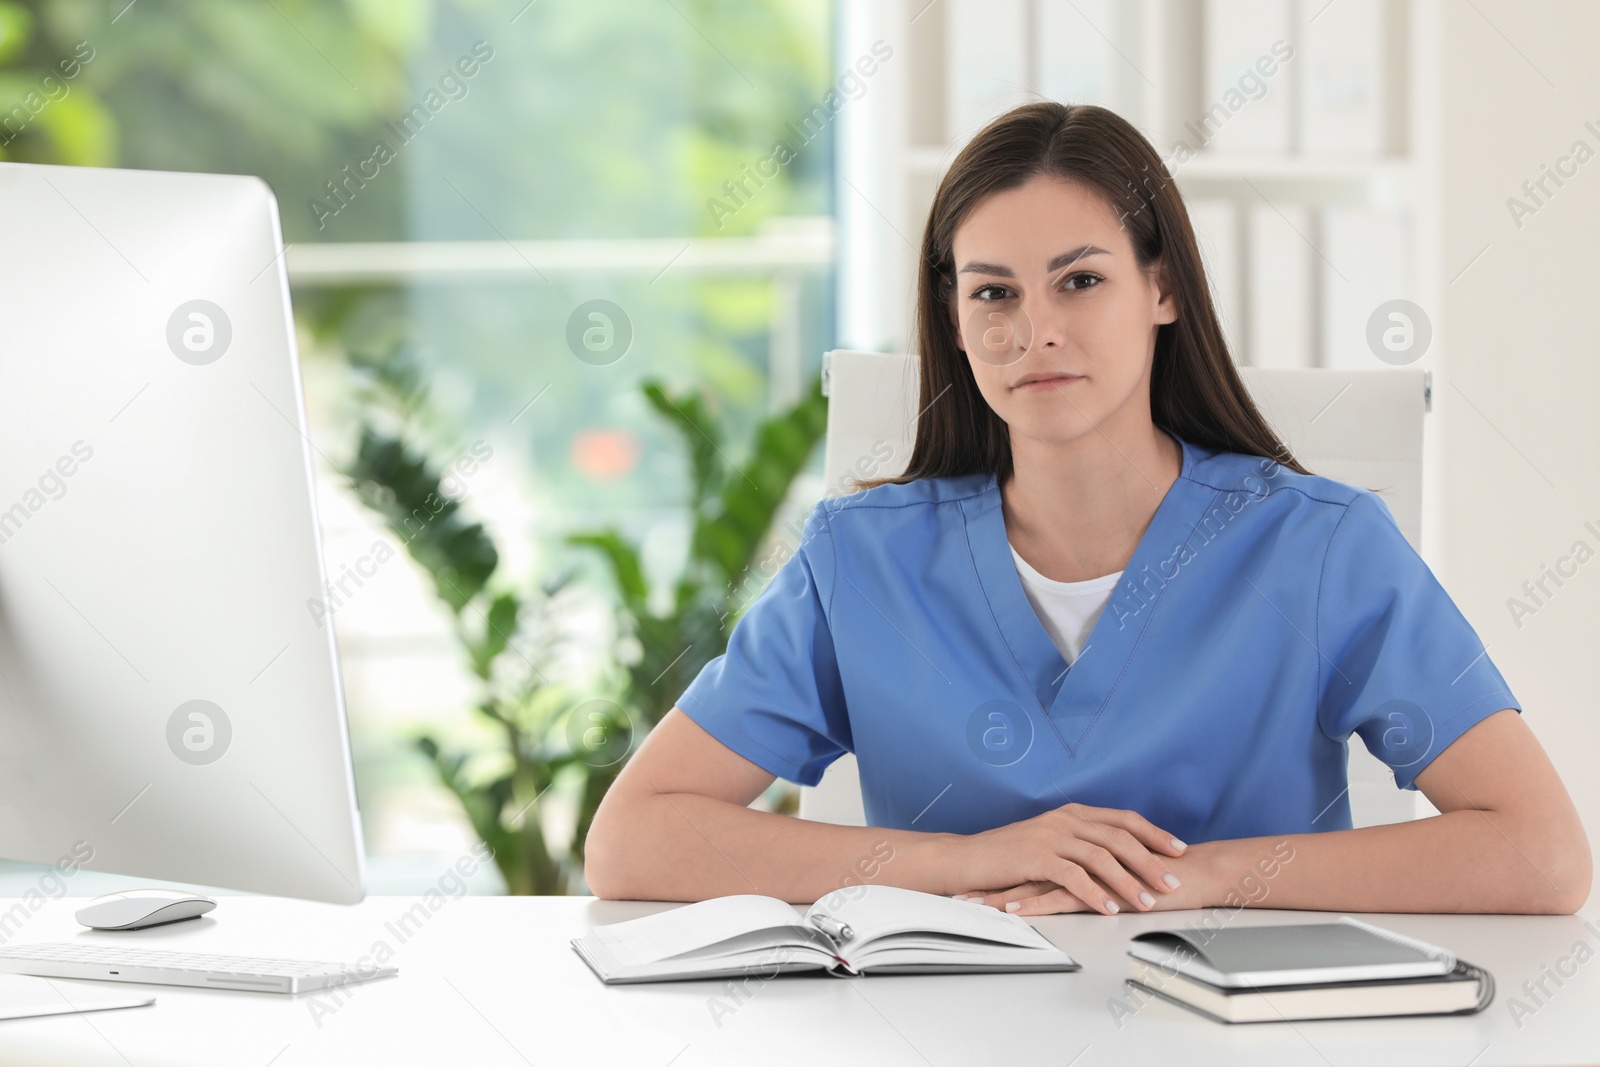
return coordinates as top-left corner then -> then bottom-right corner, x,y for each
585,102 -> 1590,917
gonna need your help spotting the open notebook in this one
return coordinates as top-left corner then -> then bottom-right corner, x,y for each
572,885 -> 1079,984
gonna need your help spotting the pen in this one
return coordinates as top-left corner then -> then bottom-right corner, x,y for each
808,912 -> 854,943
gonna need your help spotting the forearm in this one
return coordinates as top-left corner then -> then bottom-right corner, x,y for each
1195,808 -> 1586,914
586,790 -> 961,903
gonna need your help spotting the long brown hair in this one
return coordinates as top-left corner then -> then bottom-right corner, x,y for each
852,101 -> 1307,491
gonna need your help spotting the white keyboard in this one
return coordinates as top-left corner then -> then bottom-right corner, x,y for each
0,943 -> 397,994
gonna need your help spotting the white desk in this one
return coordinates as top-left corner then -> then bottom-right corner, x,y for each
0,896 -> 1596,1066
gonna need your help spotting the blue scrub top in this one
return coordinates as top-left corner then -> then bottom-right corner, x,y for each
674,430 -> 1521,842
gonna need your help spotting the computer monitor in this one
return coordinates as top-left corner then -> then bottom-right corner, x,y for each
0,161 -> 366,904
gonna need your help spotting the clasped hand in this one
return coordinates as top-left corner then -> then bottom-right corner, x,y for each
948,802 -> 1207,916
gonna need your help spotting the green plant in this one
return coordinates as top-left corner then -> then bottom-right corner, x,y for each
342,343 -> 827,894
564,374 -> 829,857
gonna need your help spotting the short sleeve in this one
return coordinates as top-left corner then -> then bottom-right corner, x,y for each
1316,490 -> 1521,791
674,502 -> 852,786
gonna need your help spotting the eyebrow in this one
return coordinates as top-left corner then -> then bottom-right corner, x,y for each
956,244 -> 1111,277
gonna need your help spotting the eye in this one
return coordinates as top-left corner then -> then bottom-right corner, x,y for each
1059,272 -> 1104,292
969,284 -> 1012,302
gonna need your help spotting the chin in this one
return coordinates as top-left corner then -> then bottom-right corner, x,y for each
1009,409 -> 1106,443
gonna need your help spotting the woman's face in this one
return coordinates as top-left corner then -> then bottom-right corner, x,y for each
948,174 -> 1176,448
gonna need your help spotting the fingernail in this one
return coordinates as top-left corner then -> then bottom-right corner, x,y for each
1163,873 -> 1182,889
1170,837 -> 1187,850
1104,900 -> 1119,914
1005,902 -> 1022,913
951,894 -> 969,901
1138,891 -> 1155,908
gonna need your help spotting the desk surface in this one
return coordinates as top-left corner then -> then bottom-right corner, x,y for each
0,895 -> 1596,1066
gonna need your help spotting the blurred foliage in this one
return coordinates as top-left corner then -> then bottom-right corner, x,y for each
344,340 -> 577,894
562,370 -> 828,856
574,374 -> 829,723
0,0 -> 413,211
344,341 -> 826,894
0,0 -> 831,240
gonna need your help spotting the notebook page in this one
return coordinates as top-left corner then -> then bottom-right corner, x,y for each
589,895 -> 807,966
810,885 -> 1055,951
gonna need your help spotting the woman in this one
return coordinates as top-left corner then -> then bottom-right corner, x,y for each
585,102 -> 1590,916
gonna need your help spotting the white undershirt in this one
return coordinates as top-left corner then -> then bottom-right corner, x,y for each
1009,542 -> 1123,666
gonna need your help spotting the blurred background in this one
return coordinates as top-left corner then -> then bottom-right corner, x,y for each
2,0 -> 1596,906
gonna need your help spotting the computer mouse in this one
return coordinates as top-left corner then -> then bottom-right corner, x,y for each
75,889 -> 217,931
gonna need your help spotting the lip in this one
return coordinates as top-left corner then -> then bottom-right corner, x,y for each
1012,373 -> 1085,390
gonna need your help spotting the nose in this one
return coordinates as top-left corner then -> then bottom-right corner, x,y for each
1018,288 -> 1064,352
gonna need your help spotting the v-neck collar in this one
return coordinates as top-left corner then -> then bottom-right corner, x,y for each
960,429 -> 1221,755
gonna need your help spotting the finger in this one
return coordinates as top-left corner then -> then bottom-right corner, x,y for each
951,890 -> 1005,902
964,881 -> 1056,908
1004,887 -> 1095,916
1080,821 -> 1184,897
1059,838 -> 1161,912
953,883 -> 1056,908
1092,806 -> 1189,858
1047,858 -> 1122,916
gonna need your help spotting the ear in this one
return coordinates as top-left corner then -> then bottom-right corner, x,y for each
1151,257 -> 1178,326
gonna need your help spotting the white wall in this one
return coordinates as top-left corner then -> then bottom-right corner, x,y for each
1438,1 -> 1600,909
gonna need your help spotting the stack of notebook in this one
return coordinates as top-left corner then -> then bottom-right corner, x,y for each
1125,916 -> 1495,1023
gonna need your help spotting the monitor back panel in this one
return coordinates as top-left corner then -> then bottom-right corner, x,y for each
0,162 -> 365,902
